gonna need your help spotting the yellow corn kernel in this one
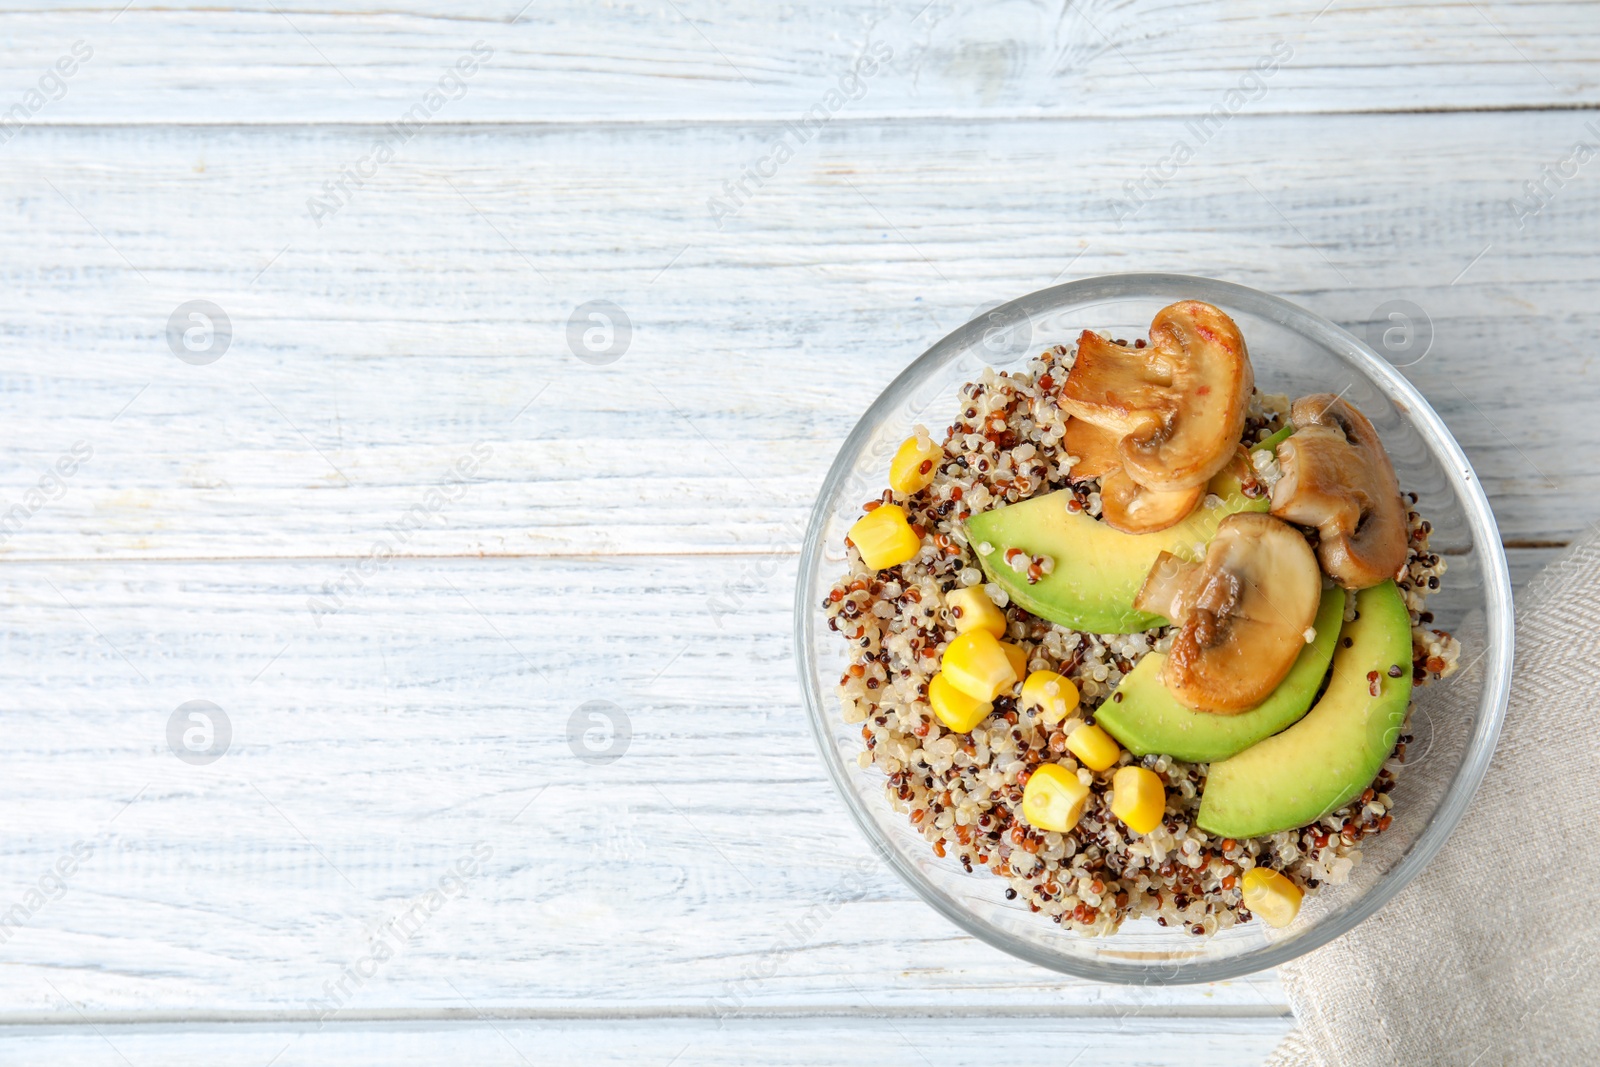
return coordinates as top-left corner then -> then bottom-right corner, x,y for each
847,504 -> 921,571
1020,670 -> 1080,725
928,672 -> 992,733
1240,867 -> 1304,928
1021,764 -> 1091,833
889,434 -> 943,495
1066,723 -> 1121,772
945,585 -> 1006,637
1110,765 -> 1166,834
1000,642 -> 1029,685
940,630 -> 1018,702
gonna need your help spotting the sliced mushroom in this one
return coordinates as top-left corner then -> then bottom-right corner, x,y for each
1060,417 -> 1122,479
1058,301 -> 1253,493
1064,416 -> 1202,533
1133,550 -> 1203,623
1133,513 -> 1321,713
1100,467 -> 1205,534
1269,394 -> 1408,589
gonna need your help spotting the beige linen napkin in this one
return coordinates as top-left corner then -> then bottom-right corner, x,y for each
1266,528 -> 1600,1066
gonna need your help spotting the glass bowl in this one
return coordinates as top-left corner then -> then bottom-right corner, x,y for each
795,273 -> 1513,984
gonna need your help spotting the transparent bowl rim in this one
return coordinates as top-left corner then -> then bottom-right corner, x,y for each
794,272 -> 1514,985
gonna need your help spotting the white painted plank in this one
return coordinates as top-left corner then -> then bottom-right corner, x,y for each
0,10 -> 1584,1041
0,1 -> 1595,124
1506,544 -> 1570,588
0,543 -> 1554,1022
0,1017 -> 1293,1066
0,114 -> 1594,563
0,555 -> 1292,1015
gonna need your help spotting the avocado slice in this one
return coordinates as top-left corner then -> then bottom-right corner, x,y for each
966,476 -> 1267,634
1096,586 -> 1346,763
1196,581 -> 1413,839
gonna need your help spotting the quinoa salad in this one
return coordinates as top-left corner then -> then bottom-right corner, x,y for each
825,301 -> 1462,936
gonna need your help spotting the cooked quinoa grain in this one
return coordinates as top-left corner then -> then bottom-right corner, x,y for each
827,345 -> 1458,936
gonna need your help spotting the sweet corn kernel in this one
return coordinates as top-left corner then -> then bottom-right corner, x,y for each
945,585 -> 1006,637
999,642 -> 1029,685
1066,723 -> 1121,772
941,630 -> 1018,702
1020,670 -> 1080,725
847,504 -> 921,571
928,671 -> 992,733
1240,867 -> 1304,928
1021,763 -> 1091,833
889,434 -> 943,495
1110,765 -> 1166,834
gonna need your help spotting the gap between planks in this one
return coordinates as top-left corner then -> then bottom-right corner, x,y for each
9,102 -> 1600,134
0,549 -> 804,564
0,541 -> 1559,565
0,1005 -> 1291,1026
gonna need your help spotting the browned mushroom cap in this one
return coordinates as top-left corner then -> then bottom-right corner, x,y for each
1133,513 -> 1322,713
1059,417 -> 1122,479
1269,394 -> 1408,590
1100,467 -> 1204,534
1058,301 -> 1253,493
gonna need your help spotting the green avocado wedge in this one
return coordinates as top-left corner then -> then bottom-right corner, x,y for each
1096,586 -> 1346,763
1196,581 -> 1413,839
965,477 -> 1267,635
1252,423 -> 1294,453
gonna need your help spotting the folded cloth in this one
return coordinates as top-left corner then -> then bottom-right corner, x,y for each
1267,529 -> 1600,1066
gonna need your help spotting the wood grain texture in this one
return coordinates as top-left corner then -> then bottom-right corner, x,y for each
1,113 -> 1597,566
0,556 -> 1287,1013
0,1 -> 1595,124
0,1 -> 1590,1056
0,1017 -> 1293,1066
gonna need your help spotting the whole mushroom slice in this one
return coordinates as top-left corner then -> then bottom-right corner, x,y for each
1058,300 -> 1253,493
1100,467 -> 1205,534
1269,394 -> 1408,590
1132,513 -> 1322,713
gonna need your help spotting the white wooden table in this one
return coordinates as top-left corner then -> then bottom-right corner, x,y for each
0,2 -> 1592,1062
